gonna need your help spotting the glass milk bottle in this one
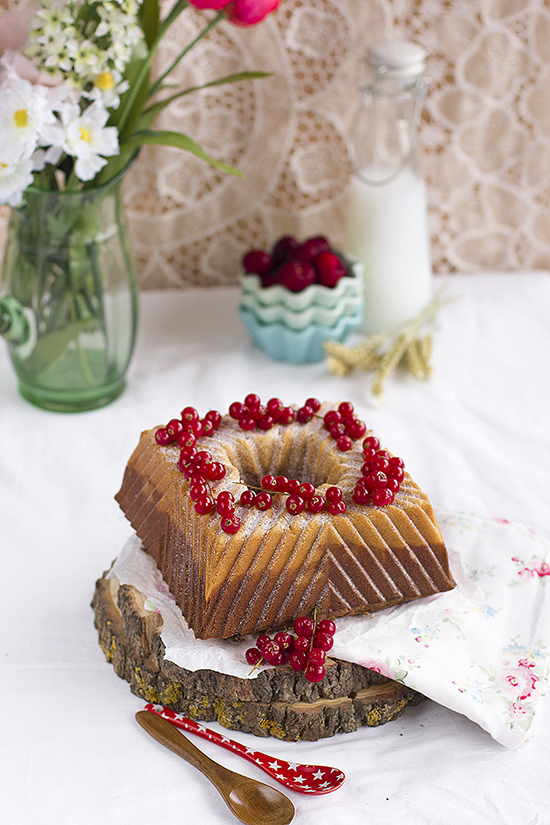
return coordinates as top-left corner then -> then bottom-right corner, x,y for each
343,41 -> 432,334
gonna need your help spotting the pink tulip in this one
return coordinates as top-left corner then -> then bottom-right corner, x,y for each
225,0 -> 280,26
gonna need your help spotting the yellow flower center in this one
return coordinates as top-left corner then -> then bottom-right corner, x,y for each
94,72 -> 115,91
14,109 -> 28,128
79,126 -> 91,143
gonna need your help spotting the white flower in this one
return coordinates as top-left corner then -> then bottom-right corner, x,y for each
86,69 -> 129,110
0,155 -> 34,206
0,74 -> 56,162
59,101 -> 120,180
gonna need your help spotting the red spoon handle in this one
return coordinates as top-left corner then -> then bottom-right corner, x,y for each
143,704 -> 345,795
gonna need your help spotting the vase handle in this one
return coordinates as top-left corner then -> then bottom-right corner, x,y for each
0,296 -> 30,345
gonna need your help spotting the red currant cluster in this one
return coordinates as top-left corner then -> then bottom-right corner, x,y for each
322,400 -> 367,452
153,396 -> 405,534
351,436 -> 405,507
228,393 -> 325,433
245,615 -> 337,683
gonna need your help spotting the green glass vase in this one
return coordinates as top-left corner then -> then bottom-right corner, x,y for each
0,160 -> 138,412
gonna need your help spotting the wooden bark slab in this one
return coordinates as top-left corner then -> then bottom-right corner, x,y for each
92,571 -> 425,741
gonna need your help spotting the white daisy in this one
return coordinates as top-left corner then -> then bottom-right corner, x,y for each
59,101 -> 120,180
0,74 -> 56,162
0,155 -> 35,206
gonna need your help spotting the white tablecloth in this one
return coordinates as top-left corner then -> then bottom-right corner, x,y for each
1,272 -> 549,824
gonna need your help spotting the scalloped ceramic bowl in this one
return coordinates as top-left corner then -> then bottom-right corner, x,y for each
238,252 -> 364,363
239,305 -> 364,364
240,254 -> 364,311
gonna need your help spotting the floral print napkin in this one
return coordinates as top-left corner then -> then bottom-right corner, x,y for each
109,510 -> 550,749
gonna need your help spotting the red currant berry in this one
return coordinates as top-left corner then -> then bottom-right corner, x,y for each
278,407 -> 295,425
261,474 -> 278,491
388,465 -> 405,483
155,427 -> 171,446
325,486 -> 343,502
204,409 -> 222,428
362,446 -> 377,461
328,500 -> 347,515
216,492 -> 234,514
293,635 -> 311,653
338,401 -> 354,418
363,435 -> 380,452
293,616 -> 315,637
239,490 -> 256,506
307,648 -> 326,665
375,449 -> 391,461
200,419 -> 215,437
238,414 -> 256,431
181,406 -> 199,423
286,478 -> 301,494
243,249 -> 273,276
255,491 -> 273,510
345,417 -> 367,440
337,434 -> 353,452
186,418 -> 204,436
361,460 -> 374,476
275,475 -> 289,492
324,410 -> 342,429
353,485 -> 371,505
195,450 -> 212,465
190,482 -> 209,500
256,634 -> 271,650
266,397 -> 284,418
261,641 -> 280,662
166,419 -> 184,439
177,430 -> 197,449
269,651 -> 285,666
194,494 -> 214,514
386,478 -> 400,493
244,393 -> 261,408
372,488 -> 395,507
371,456 -> 390,474
317,619 -> 336,635
289,651 -> 307,672
245,647 -> 262,666
366,470 -> 388,490
229,401 -> 246,419
329,423 -> 347,439
249,403 -> 266,420
256,414 -> 274,431
274,631 -> 294,651
305,397 -> 321,412
313,631 -> 334,651
220,514 -> 241,533
297,405 -> 314,423
308,494 -> 326,513
286,494 -> 305,514
298,482 -> 315,499
390,456 -> 405,469
179,445 -> 197,463
304,663 -> 325,683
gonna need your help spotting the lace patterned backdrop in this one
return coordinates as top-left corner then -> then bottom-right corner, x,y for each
2,0 -> 550,287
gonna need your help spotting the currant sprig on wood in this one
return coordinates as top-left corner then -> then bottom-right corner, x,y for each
154,395 -> 404,533
245,611 -> 337,683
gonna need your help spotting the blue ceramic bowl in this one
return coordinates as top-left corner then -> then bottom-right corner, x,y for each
239,305 -> 363,363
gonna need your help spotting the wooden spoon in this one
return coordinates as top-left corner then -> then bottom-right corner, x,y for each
135,711 -> 295,825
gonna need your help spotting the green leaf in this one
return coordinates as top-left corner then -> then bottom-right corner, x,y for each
121,130 -> 244,177
27,320 -> 93,378
141,71 -> 272,123
138,0 -> 160,48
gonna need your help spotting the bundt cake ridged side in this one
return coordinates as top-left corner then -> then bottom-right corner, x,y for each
115,404 -> 455,639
